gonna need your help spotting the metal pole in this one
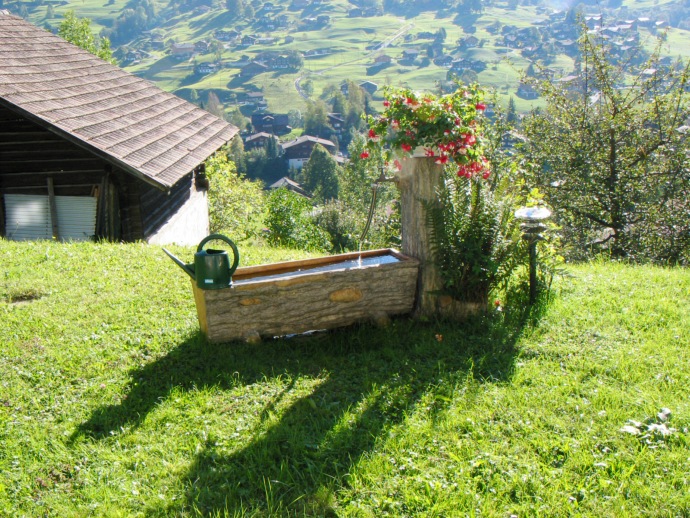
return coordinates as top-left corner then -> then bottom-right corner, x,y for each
529,238 -> 537,304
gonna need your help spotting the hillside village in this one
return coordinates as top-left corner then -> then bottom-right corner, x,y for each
4,0 -> 689,189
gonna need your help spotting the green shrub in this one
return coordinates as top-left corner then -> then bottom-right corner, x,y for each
264,188 -> 330,251
205,150 -> 265,241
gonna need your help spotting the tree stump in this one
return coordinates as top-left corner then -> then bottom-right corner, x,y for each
395,155 -> 445,318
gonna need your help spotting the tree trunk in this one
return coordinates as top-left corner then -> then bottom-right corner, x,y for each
395,156 -> 445,317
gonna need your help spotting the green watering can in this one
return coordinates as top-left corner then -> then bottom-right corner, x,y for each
163,234 -> 240,290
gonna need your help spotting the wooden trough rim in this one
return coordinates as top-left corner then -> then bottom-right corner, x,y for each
230,248 -> 416,284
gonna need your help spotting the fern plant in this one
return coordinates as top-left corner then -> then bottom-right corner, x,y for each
426,173 -> 523,303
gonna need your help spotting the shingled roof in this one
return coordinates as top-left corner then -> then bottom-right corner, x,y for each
0,11 -> 238,190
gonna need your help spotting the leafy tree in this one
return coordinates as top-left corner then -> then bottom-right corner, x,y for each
226,0 -> 244,17
264,189 -> 329,251
205,92 -> 225,120
58,11 -> 115,63
303,101 -> 333,140
520,31 -> 690,261
506,96 -> 517,125
228,108 -> 249,130
205,150 -> 265,240
288,109 -> 303,128
299,144 -> 339,201
208,39 -> 224,62
227,135 -> 247,174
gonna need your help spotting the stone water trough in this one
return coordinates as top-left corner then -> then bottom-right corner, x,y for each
191,248 -> 419,343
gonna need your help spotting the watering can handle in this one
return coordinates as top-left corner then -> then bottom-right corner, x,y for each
197,234 -> 240,275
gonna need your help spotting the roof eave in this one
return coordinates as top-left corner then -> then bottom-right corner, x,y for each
1,98 -> 180,191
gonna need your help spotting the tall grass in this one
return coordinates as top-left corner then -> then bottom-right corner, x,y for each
1,240 -> 689,516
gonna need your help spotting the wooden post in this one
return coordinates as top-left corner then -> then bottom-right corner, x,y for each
47,177 -> 60,241
395,155 -> 444,318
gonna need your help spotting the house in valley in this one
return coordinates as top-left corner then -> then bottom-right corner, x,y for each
244,132 -> 279,150
251,113 -> 291,135
268,177 -> 310,197
0,11 -> 238,244
281,135 -> 336,170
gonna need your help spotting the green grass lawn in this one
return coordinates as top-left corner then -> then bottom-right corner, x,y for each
1,239 -> 689,516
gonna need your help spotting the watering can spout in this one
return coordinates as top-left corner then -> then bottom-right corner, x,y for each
163,248 -> 196,280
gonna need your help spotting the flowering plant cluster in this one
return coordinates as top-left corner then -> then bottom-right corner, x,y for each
361,83 -> 491,179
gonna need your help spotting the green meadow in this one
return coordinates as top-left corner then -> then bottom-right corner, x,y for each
1,240 -> 689,516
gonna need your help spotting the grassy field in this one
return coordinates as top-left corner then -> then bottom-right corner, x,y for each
1,239 -> 689,516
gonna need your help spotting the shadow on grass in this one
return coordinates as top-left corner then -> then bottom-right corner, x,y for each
72,300 -> 545,515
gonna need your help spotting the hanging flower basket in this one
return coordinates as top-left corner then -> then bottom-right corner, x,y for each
361,83 -> 491,180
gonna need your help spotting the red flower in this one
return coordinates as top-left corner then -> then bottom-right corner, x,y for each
383,100 -> 391,107
494,299 -> 501,306
482,171 -> 491,180
435,155 -> 449,165
360,151 -> 370,159
393,159 -> 403,171
475,102 -> 486,111
401,143 -> 412,152
368,129 -> 377,139
425,148 -> 435,157
465,134 -> 476,146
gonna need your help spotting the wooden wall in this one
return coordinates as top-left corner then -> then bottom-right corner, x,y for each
0,104 -> 196,243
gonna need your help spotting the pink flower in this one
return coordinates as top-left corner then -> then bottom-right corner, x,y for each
465,134 -> 476,146
360,151 -> 370,159
393,159 -> 403,171
391,120 -> 400,129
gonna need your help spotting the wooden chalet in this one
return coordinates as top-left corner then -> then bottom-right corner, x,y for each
268,177 -> 310,198
281,135 -> 335,170
0,11 -> 238,244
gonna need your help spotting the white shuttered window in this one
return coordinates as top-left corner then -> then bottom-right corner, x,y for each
4,194 -> 97,242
